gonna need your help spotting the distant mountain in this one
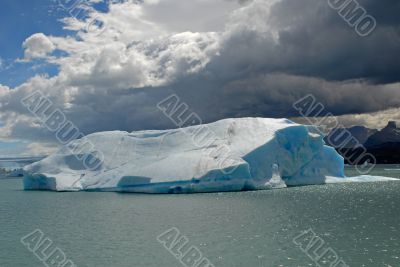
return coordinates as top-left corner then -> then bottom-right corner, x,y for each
325,126 -> 377,148
325,121 -> 400,164
364,121 -> 400,148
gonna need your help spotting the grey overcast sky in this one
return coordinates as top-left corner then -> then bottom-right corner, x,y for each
0,0 -> 399,156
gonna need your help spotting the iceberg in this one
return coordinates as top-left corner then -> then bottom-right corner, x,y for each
23,118 -> 398,193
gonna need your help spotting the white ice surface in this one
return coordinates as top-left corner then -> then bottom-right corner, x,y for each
23,118 -> 398,193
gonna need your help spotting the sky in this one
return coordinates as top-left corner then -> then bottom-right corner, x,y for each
0,0 -> 399,156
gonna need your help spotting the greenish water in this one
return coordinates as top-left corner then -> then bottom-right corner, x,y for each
0,165 -> 399,267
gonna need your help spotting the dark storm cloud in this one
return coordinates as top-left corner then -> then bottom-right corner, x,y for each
217,0 -> 400,83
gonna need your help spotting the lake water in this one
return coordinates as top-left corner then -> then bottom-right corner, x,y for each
0,165 -> 399,267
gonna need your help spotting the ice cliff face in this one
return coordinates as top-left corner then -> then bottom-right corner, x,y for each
23,118 -> 395,193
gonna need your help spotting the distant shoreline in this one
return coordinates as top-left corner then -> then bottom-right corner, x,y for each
0,175 -> 22,180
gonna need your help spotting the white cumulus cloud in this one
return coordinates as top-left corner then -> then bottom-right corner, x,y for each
22,33 -> 55,60
0,84 -> 9,96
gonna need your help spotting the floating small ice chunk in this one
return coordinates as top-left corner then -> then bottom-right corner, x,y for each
264,164 -> 287,189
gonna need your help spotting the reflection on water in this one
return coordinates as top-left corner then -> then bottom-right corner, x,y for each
346,164 -> 400,179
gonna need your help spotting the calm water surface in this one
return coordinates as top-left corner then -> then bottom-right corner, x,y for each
0,165 -> 399,267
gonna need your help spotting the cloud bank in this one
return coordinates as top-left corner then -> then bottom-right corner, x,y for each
0,0 -> 399,154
